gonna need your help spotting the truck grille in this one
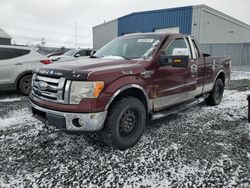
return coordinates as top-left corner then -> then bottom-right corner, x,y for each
32,74 -> 67,103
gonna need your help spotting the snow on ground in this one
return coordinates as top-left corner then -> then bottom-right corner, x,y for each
0,108 -> 33,130
0,72 -> 250,187
0,97 -> 23,103
231,71 -> 250,80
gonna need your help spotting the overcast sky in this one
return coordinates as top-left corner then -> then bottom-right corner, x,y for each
0,0 -> 249,48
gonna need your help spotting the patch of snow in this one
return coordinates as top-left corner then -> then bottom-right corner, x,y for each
0,97 -> 23,103
0,108 -> 32,130
231,71 -> 250,80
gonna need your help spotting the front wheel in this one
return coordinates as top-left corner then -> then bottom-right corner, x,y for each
102,97 -> 146,150
205,79 -> 224,106
18,75 -> 32,95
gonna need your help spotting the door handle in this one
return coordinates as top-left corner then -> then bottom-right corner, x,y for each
15,63 -> 23,65
191,64 -> 198,73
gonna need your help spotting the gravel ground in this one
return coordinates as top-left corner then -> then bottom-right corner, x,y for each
0,71 -> 250,187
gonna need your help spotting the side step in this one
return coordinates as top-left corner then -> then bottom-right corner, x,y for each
152,97 -> 205,120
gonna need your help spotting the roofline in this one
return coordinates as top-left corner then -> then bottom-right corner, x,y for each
118,5 -> 193,20
93,4 -> 250,30
92,19 -> 117,29
0,45 -> 33,49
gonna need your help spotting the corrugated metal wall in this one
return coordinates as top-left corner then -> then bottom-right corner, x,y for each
118,6 -> 193,36
92,20 -> 118,50
200,43 -> 250,66
192,5 -> 250,44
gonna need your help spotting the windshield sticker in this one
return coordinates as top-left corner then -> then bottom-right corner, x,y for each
137,39 -> 154,43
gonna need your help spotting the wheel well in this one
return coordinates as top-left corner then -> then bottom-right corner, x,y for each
216,72 -> 225,85
107,88 -> 148,113
16,72 -> 32,89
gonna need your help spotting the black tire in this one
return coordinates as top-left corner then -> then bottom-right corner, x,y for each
18,75 -> 32,95
205,79 -> 224,106
102,97 -> 146,150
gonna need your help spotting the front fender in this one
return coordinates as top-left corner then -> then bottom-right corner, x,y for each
87,75 -> 150,112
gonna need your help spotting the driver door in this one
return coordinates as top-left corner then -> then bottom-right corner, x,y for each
152,37 -> 198,111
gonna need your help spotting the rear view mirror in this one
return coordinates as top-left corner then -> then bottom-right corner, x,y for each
158,55 -> 189,68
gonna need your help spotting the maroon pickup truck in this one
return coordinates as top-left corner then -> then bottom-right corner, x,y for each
30,33 -> 231,150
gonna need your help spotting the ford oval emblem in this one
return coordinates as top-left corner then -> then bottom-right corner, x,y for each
38,81 -> 48,91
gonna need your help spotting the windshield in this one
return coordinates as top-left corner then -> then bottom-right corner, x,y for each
64,49 -> 78,56
94,35 -> 162,60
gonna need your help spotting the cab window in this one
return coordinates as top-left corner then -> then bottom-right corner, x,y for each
163,38 -> 192,58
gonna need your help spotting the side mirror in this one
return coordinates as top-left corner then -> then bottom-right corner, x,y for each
75,54 -> 80,58
203,53 -> 210,57
90,50 -> 97,56
158,55 -> 189,68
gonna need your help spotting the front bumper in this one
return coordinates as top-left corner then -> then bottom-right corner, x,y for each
30,101 -> 107,132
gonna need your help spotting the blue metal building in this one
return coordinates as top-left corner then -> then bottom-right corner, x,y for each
117,6 -> 193,36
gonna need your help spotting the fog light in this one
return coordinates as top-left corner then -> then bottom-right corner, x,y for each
78,119 -> 84,126
72,118 -> 84,128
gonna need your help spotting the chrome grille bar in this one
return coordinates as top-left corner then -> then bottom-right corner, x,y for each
32,74 -> 67,103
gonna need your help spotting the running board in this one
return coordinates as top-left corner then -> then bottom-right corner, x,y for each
152,98 -> 205,120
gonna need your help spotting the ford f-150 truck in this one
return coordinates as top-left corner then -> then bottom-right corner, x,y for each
30,33 -> 231,150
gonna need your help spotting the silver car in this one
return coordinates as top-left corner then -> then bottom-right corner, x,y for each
0,45 -> 50,95
50,48 -> 92,62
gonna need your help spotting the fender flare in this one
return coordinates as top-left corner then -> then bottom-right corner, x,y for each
104,84 -> 151,111
214,70 -> 225,85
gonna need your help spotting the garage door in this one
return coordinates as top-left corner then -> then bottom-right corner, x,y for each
154,27 -> 180,34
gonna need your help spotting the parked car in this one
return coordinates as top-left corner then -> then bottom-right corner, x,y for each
50,49 -> 92,62
30,33 -> 231,150
0,45 -> 51,95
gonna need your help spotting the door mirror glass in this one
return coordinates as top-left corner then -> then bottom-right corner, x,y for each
158,54 -> 189,68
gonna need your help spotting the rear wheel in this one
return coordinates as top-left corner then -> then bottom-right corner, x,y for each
205,79 -> 224,106
102,97 -> 146,150
18,75 -> 32,95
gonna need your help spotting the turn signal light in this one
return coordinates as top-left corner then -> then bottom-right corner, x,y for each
93,82 -> 104,97
174,59 -> 182,63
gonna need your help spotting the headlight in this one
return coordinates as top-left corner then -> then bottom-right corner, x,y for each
69,81 -> 104,104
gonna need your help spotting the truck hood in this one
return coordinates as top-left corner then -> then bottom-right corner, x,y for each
37,58 -> 146,81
